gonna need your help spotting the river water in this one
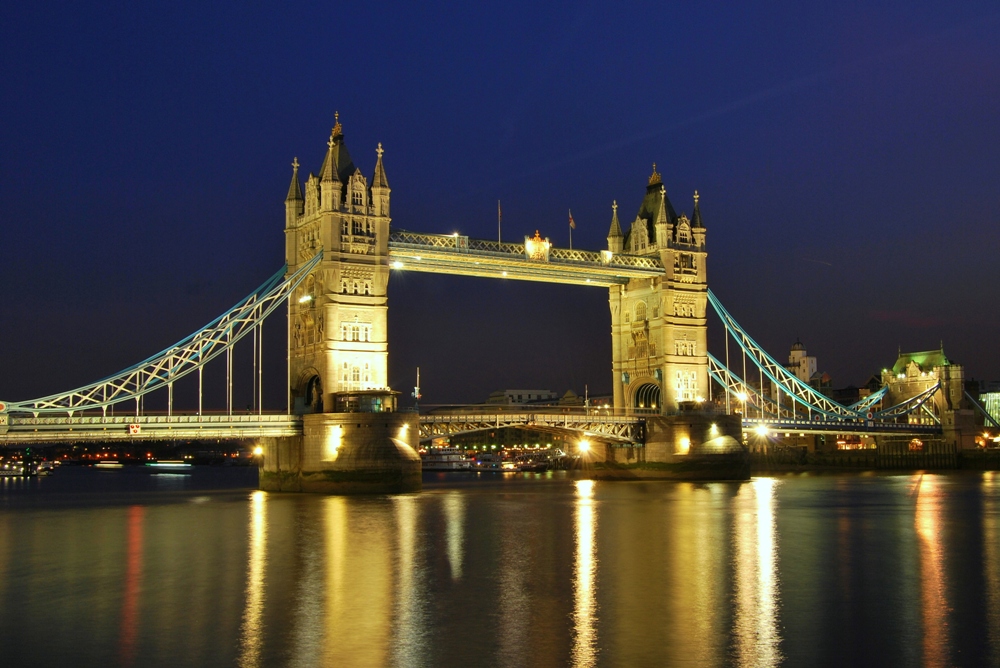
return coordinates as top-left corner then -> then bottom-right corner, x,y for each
1,468 -> 999,667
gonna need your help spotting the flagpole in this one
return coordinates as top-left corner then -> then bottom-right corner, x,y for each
568,208 -> 574,249
498,199 -> 501,243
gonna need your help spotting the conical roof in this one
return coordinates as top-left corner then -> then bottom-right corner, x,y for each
372,143 -> 389,188
607,201 -> 623,238
285,158 -> 303,202
691,190 -> 703,228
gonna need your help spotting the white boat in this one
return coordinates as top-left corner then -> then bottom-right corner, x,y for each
421,448 -> 472,471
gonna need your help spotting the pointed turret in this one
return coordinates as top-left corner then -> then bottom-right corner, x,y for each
320,121 -> 342,212
371,142 -> 391,217
691,190 -> 703,228
286,157 -> 303,202
654,184 -> 671,249
607,200 -> 623,253
285,157 -> 303,228
691,190 -> 706,249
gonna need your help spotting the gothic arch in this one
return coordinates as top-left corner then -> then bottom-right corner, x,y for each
628,379 -> 662,413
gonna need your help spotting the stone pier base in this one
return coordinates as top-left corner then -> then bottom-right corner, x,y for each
259,412 -> 421,494
595,412 -> 749,481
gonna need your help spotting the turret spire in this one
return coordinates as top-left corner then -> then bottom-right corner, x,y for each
372,142 -> 389,188
285,157 -> 303,202
655,185 -> 668,225
608,200 -> 623,238
320,132 -> 340,184
691,190 -> 703,228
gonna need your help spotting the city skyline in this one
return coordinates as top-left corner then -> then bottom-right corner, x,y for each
2,1 -> 999,406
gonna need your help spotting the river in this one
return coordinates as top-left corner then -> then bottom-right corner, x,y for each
1,468 -> 998,667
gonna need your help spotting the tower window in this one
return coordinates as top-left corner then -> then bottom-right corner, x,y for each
353,190 -> 363,207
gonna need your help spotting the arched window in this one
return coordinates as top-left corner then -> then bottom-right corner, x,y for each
635,301 -> 646,322
353,189 -> 363,207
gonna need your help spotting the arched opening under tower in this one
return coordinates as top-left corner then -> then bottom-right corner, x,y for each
633,382 -> 661,413
304,375 -> 323,413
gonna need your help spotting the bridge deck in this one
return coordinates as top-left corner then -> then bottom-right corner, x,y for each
419,412 -> 646,443
0,414 -> 302,443
388,230 -> 663,287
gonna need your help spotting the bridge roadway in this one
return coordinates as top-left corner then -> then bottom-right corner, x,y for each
0,411 -> 941,445
741,417 -> 941,437
387,230 -> 663,287
418,412 -> 646,443
0,413 -> 302,443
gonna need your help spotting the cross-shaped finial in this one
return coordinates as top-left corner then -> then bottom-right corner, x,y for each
693,190 -> 699,203
612,200 -> 618,213
376,142 -> 384,159
292,157 -> 299,170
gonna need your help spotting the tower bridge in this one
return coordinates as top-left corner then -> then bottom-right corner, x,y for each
2,115 -> 991,491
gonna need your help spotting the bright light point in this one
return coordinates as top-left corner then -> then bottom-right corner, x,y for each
755,425 -> 770,437
298,295 -> 312,303
414,256 -> 421,261
252,446 -> 264,456
695,396 -> 704,403
578,439 -> 591,453
736,392 -> 748,402
392,261 -> 404,269
502,271 -> 508,277
452,232 -> 459,237
679,437 -> 691,454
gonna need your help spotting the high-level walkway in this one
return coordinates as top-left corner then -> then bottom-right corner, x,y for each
388,230 -> 663,286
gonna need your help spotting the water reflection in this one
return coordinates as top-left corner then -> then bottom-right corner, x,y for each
391,495 -> 428,666
238,491 -> 268,668
983,472 -> 1000,665
443,491 -> 465,581
322,497 -> 393,666
732,478 -> 782,667
914,475 -> 950,668
572,479 -> 598,668
119,505 -> 144,668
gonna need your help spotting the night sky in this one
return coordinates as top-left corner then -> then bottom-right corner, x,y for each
2,1 -> 999,409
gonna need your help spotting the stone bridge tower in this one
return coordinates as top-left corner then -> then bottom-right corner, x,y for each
608,165 -> 709,414
268,115 -> 420,494
283,114 -> 392,411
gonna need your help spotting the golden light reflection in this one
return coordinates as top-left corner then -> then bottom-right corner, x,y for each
915,474 -> 950,668
732,478 -> 782,668
323,496 -> 392,667
572,479 -> 598,668
391,495 -> 428,665
982,472 -> 1000,665
497,496 -> 530,668
443,491 -> 465,581
238,490 -> 268,668
119,505 -> 144,668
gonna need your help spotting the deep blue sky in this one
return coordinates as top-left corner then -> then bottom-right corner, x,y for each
2,1 -> 999,408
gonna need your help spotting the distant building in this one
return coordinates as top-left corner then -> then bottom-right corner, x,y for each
786,339 -> 817,384
486,389 -> 559,405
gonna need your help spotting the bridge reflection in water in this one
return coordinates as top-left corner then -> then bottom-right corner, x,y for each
3,474 -> 1000,665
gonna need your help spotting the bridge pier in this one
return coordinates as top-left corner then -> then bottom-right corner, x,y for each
260,411 -> 420,494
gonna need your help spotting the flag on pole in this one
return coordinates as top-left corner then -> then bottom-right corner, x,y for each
568,209 -> 576,229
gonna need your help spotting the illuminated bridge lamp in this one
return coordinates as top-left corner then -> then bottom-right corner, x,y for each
578,439 -> 591,454
755,424 -> 770,437
252,446 -> 264,456
392,261 -> 404,269
736,392 -> 748,403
